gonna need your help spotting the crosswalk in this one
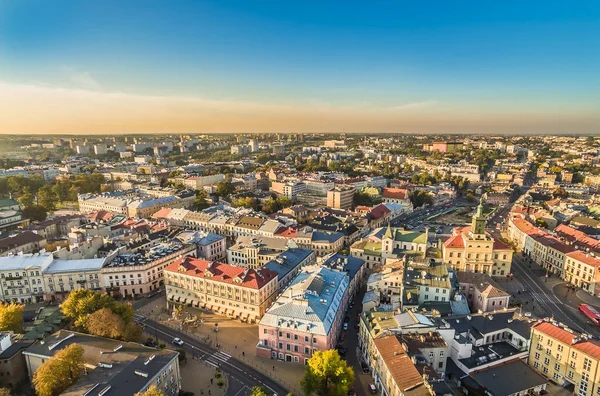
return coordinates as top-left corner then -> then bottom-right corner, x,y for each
205,351 -> 231,368
530,292 -> 556,307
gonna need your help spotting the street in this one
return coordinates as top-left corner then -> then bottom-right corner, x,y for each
134,314 -> 288,396
508,254 -> 600,337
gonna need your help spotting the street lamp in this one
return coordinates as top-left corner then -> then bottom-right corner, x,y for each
214,322 -> 219,347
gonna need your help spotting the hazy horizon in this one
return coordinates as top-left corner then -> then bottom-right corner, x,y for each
1,1 -> 599,135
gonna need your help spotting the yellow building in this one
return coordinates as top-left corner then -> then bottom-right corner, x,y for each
529,321 -> 600,394
442,199 -> 512,277
164,256 -> 279,323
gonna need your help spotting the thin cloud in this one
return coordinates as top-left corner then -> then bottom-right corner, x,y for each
60,66 -> 101,90
388,100 -> 438,111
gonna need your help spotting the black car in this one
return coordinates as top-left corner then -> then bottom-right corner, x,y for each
337,346 -> 347,356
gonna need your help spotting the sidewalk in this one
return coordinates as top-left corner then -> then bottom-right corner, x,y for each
180,359 -> 228,396
138,298 -> 305,395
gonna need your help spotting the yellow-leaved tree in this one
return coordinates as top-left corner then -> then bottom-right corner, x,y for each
0,303 -> 23,333
135,385 -> 165,396
33,343 -> 84,396
300,349 -> 354,396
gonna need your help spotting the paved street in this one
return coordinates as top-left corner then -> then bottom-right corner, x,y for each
134,314 -> 289,396
507,253 -> 600,337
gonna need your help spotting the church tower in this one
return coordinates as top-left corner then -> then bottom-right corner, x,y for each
471,198 -> 487,238
382,223 -> 394,257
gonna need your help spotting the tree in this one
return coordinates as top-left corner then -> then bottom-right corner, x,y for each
86,308 -> 126,339
0,388 -> 10,396
300,350 -> 354,396
216,181 -> 235,197
249,387 -> 268,396
192,190 -> 210,211
22,205 -> 48,221
60,289 -> 116,329
17,190 -> 35,207
33,344 -> 85,396
123,322 -> 143,342
553,187 -> 568,199
135,385 -> 165,396
409,190 -> 433,208
38,185 -> 58,211
0,303 -> 23,333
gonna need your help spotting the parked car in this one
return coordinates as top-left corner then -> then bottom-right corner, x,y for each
369,384 -> 378,394
172,337 -> 184,346
343,322 -> 349,331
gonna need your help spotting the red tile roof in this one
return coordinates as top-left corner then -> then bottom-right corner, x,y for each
382,187 -> 408,200
493,240 -> 511,250
533,322 -> 600,360
274,226 -> 298,239
566,251 -> 600,268
374,336 -> 424,392
165,256 -> 277,290
444,234 -> 465,249
152,208 -> 172,219
369,203 -> 391,219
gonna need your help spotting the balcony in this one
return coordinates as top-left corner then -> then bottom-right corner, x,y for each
76,279 -> 87,284
4,276 -> 22,281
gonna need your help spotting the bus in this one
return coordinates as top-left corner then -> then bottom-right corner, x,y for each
579,304 -> 600,326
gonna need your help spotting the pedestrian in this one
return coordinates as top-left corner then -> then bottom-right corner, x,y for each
210,378 -> 213,385
242,351 -> 245,356
273,365 -> 275,371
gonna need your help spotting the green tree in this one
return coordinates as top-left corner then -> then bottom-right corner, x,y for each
300,350 -> 354,396
135,385 -> 165,396
38,185 -> 58,211
0,303 -> 23,333
33,344 -> 85,396
409,190 -> 433,208
52,179 -> 73,202
216,181 -> 235,197
192,190 -> 210,211
22,205 -> 48,221
233,196 -> 258,209
17,190 -> 35,207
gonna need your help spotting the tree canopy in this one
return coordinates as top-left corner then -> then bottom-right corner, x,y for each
216,181 -> 235,197
249,387 -> 268,396
135,385 -> 165,396
61,290 -> 138,340
33,344 -> 85,396
0,303 -> 23,333
300,350 -> 355,396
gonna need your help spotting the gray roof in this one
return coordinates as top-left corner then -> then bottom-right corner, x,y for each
321,253 -> 365,281
43,258 -> 106,274
0,252 -> 54,271
24,330 -> 178,396
259,266 -> 349,336
471,360 -> 547,395
263,249 -> 314,280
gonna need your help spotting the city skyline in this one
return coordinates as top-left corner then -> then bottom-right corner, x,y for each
1,1 -> 599,134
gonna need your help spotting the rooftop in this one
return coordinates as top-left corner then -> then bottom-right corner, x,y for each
24,330 -> 178,396
260,266 -> 349,336
166,256 -> 277,290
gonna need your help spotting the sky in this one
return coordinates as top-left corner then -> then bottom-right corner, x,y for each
0,0 -> 599,135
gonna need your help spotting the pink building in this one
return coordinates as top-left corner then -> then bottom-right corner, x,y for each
256,266 -> 349,364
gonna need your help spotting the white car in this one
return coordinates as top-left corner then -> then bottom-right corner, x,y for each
172,337 -> 184,346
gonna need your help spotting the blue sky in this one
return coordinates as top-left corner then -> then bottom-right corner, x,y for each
0,0 -> 599,134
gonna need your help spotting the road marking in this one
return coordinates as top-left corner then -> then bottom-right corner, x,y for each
234,385 -> 248,396
137,315 -> 278,394
513,259 -> 586,332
